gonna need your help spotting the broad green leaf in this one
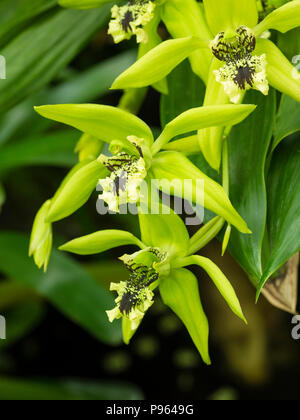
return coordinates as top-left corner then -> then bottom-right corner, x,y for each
47,160 -> 108,223
35,104 -> 154,145
0,377 -> 143,401
160,59 -> 205,128
138,211 -> 190,258
111,37 -> 208,90
254,0 -> 300,35
0,232 -> 122,345
0,50 -> 136,148
152,151 -> 251,234
227,89 -> 276,281
257,135 -> 300,296
273,95 -> 300,150
160,268 -> 211,365
255,39 -> 300,103
152,105 -> 256,154
0,0 -> 57,49
203,0 -> 258,35
179,256 -> 246,323
0,130 -> 78,178
60,230 -> 144,255
0,6 -> 111,114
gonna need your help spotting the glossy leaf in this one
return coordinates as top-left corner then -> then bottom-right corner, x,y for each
0,0 -> 56,49
227,89 -> 276,281
0,6 -> 111,113
257,135 -> 300,296
0,232 -> 122,345
160,59 -> 205,128
160,268 -> 211,365
273,95 -> 300,150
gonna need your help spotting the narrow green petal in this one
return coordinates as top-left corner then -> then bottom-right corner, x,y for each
177,256 -> 247,323
160,268 -> 211,365
111,37 -> 208,90
59,230 -> 144,255
222,224 -> 232,256
152,104 -> 256,154
254,0 -> 300,35
198,58 -> 231,171
35,104 -> 154,145
47,160 -> 108,223
256,39 -> 300,102
161,0 -> 212,83
203,0 -> 258,35
151,151 -> 251,234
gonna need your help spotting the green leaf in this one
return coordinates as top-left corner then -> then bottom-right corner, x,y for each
0,50 -> 136,148
138,211 -> 190,258
160,59 -> 206,128
227,89 -> 276,281
0,130 -> 78,178
0,377 -> 143,400
35,104 -> 154,145
0,6 -> 111,113
257,134 -> 300,296
111,37 -> 208,90
59,230 -> 144,255
160,268 -> 211,365
273,95 -> 300,150
0,232 -> 122,345
0,0 -> 57,49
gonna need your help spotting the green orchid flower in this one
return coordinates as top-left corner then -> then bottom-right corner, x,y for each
29,102 -> 255,269
58,209 -> 247,364
59,0 -> 213,83
112,0 -> 300,170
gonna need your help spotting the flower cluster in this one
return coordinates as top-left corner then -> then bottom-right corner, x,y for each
106,248 -> 165,330
98,151 -> 147,212
211,26 -> 269,103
